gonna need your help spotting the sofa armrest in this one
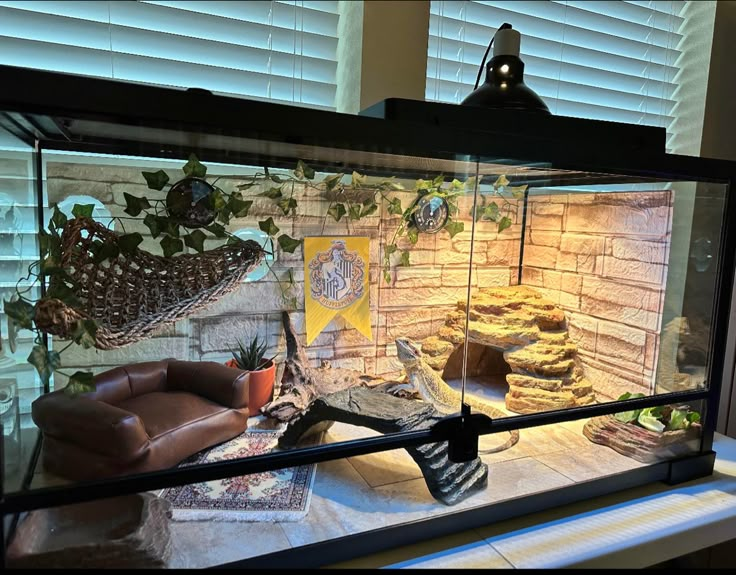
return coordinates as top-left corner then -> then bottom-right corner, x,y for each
166,360 -> 250,409
32,391 -> 150,461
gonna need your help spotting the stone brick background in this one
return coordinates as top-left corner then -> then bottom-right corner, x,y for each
1,156 -> 674,421
520,191 -> 673,400
42,162 -> 522,389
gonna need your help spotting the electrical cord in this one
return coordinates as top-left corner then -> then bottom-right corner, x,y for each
473,22 -> 513,90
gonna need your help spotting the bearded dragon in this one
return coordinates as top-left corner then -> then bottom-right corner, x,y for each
395,338 -> 520,453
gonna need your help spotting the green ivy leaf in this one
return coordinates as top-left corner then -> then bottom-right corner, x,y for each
498,216 -> 513,233
94,241 -> 120,264
277,197 -> 298,216
217,209 -> 231,226
207,223 -> 227,238
278,234 -> 302,254
687,411 -> 701,424
398,250 -> 411,267
182,153 -> 207,178
444,220 -> 464,238
348,203 -> 362,221
464,176 -> 477,191
209,188 -> 227,215
509,184 -> 528,199
322,173 -> 344,191
3,298 -> 34,330
160,235 -> 184,257
40,255 -> 64,276
38,230 -> 50,259
387,197 -> 403,216
229,194 -> 253,218
71,203 -> 95,219
258,187 -> 283,199
294,159 -> 315,180
143,213 -> 161,238
259,217 -> 280,236
71,319 -> 98,349
160,218 -> 180,238
184,229 -> 207,253
450,178 -> 464,190
328,203 -> 347,222
494,175 -> 510,189
407,227 -> 419,245
123,192 -> 151,217
385,244 -> 398,257
351,171 -> 367,187
432,174 -> 445,187
142,169 -> 170,191
448,200 -> 459,216
480,201 -> 500,222
50,204 -> 67,232
65,371 -> 96,396
46,281 -> 82,309
27,345 -> 61,389
383,270 -> 392,285
118,233 -> 143,254
360,202 -> 378,217
269,174 -> 284,184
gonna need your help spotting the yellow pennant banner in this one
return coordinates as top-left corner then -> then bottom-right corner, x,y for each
304,236 -> 372,346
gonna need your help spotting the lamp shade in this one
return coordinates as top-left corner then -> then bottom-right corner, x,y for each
461,27 -> 550,115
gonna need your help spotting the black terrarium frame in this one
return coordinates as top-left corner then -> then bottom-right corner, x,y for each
0,65 -> 734,568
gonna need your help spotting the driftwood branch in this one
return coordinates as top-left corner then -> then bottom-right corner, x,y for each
279,387 -> 487,506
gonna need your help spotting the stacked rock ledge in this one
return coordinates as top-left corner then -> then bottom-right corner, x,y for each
419,285 -> 596,414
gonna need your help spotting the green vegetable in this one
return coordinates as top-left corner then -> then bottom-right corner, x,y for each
612,392 -> 645,423
637,408 -> 665,433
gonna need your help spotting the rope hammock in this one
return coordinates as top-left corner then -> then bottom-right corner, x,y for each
33,217 -> 265,350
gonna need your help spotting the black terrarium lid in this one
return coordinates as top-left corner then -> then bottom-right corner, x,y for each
0,64 -> 732,186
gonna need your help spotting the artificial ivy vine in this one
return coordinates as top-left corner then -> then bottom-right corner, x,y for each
3,153 -> 522,394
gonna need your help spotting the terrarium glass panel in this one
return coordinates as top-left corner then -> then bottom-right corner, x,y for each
0,68 -> 730,568
20,149 -> 479,491
452,163 -> 724,448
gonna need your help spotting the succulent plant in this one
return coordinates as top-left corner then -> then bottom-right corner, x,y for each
230,335 -> 270,371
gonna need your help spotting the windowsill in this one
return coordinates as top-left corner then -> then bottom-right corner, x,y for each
328,432 -> 736,569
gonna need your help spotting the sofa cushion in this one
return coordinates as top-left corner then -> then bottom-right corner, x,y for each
118,391 -> 229,439
32,391 -> 150,461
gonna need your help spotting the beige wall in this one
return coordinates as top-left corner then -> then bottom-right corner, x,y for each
336,1 -> 429,114
521,191 -> 673,401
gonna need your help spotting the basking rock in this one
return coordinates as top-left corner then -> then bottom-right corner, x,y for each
419,285 -> 596,414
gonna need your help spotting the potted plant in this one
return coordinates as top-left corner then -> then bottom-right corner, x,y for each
226,335 -> 276,417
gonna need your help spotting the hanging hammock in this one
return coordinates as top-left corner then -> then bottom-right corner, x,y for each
33,217 -> 265,350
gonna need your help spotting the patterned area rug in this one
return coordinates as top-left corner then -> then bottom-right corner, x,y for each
160,430 -> 316,522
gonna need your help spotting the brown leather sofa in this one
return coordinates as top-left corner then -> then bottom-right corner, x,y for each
32,359 -> 252,481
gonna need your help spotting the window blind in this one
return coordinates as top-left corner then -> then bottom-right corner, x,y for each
0,0 -> 339,109
427,1 -> 685,138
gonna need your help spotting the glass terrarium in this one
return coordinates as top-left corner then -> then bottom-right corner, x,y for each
0,66 -> 733,569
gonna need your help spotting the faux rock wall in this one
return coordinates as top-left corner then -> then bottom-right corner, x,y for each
44,162 -> 521,387
35,161 -> 672,407
520,191 -> 673,401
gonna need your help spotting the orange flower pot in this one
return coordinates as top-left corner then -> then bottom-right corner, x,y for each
246,359 -> 276,417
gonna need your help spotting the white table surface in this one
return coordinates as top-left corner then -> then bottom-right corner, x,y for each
328,433 -> 736,569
